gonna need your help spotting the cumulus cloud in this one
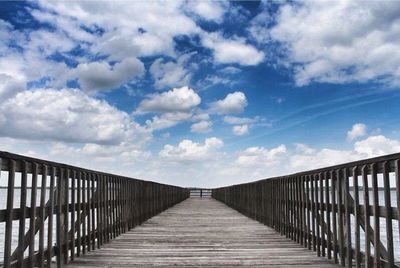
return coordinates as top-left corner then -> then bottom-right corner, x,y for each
354,135 -> 400,157
209,91 -> 247,114
232,125 -> 249,136
159,137 -> 223,162
290,135 -> 400,171
187,1 -> 226,22
137,86 -> 201,113
347,123 -> 367,141
191,120 -> 213,133
71,58 -> 144,93
235,145 -> 287,167
0,88 -> 150,145
269,1 -> 400,86
202,33 -> 264,66
0,73 -> 25,101
145,112 -> 192,131
150,53 -> 195,89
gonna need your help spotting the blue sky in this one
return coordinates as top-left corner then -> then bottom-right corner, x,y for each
1,1 -> 400,187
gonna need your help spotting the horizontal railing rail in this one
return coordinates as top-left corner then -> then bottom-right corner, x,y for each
0,151 -> 189,268
212,153 -> 400,268
188,188 -> 212,198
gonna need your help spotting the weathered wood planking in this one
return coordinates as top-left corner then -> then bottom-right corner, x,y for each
67,198 -> 339,267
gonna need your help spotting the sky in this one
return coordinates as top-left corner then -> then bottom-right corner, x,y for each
1,1 -> 400,188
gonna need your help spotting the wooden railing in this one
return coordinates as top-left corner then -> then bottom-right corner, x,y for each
0,151 -> 189,268
213,153 -> 400,268
188,188 -> 212,198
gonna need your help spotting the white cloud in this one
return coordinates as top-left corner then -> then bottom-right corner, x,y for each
149,53 -> 195,89
235,145 -> 287,167
137,86 -> 201,113
187,1 -> 226,22
145,112 -> 192,131
290,135 -> 400,170
159,137 -> 223,162
191,120 -> 213,133
223,115 -> 263,125
354,135 -> 400,157
0,73 -> 25,101
36,1 -> 201,58
0,88 -> 150,145
71,58 -> 144,93
269,1 -> 400,86
202,33 -> 265,66
232,125 -> 249,136
347,123 -> 367,141
209,91 -> 247,114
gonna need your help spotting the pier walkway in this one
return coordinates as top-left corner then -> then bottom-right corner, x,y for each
67,198 -> 337,267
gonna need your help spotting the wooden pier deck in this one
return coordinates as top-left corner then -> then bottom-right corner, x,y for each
67,198 -> 338,267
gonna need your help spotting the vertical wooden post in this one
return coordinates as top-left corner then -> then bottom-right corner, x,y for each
38,164 -> 47,268
4,159 -> 15,268
371,163 -> 380,268
56,167 -> 66,268
325,171 -> 331,259
362,165 -> 371,268
382,161 -> 394,267
331,170 -> 338,264
314,174 -> 320,256
70,170 -> 76,261
343,168 -> 352,267
63,168 -> 69,265
337,169 -> 345,266
353,166 -> 360,268
47,166 -> 56,267
18,161 -> 28,267
29,163 -> 38,268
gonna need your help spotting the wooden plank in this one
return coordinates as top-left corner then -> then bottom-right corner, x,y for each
66,198 -> 339,268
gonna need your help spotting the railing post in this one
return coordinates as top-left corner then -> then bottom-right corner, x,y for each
56,167 -> 66,267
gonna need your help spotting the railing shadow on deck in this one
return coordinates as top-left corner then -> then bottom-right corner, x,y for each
213,152 -> 400,268
0,151 -> 190,268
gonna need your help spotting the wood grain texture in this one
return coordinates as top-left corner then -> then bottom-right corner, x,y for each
67,198 -> 338,268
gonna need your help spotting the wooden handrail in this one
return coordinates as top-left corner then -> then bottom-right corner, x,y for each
0,151 -> 189,268
212,153 -> 400,268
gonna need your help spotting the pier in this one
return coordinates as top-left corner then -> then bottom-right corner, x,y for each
0,151 -> 399,267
